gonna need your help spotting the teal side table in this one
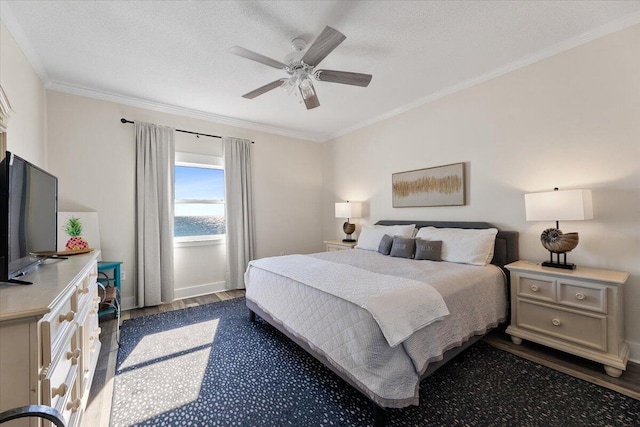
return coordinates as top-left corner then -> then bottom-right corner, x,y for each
97,261 -> 122,318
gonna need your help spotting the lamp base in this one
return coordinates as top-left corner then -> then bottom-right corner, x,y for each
542,250 -> 576,270
342,238 -> 356,243
542,261 -> 576,270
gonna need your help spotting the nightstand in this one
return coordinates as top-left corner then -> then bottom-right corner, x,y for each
324,240 -> 357,252
505,260 -> 629,377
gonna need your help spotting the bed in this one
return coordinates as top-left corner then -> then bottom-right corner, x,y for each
245,221 -> 519,425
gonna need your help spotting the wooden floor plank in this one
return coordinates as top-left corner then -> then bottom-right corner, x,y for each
484,330 -> 640,400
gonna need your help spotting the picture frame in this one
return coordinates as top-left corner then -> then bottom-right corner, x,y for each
392,162 -> 465,207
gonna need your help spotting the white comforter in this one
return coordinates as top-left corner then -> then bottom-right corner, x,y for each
248,255 -> 449,347
245,249 -> 507,408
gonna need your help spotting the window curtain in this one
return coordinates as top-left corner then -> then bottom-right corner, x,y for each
135,122 -> 175,306
223,137 -> 255,289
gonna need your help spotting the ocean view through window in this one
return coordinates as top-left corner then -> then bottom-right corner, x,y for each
175,161 -> 225,242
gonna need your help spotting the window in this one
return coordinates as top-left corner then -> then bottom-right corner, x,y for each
174,153 -> 225,243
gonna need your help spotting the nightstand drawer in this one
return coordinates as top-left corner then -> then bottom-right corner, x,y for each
517,274 -> 555,302
516,299 -> 607,351
558,281 -> 606,313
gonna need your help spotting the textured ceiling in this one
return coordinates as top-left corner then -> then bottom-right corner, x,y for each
2,1 -> 640,142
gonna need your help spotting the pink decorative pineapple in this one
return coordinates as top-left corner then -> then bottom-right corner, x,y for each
63,217 -> 89,251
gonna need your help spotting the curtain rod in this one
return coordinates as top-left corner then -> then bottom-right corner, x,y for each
120,118 -> 254,143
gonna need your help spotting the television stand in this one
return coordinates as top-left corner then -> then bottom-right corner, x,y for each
2,278 -> 33,285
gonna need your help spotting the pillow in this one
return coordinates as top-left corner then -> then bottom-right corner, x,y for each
390,236 -> 415,259
415,239 -> 442,261
414,227 -> 498,266
355,224 -> 416,251
378,234 -> 393,255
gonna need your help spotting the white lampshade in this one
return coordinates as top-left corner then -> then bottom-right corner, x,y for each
335,202 -> 362,219
525,189 -> 593,222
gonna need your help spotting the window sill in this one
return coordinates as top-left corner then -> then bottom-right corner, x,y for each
174,236 -> 225,248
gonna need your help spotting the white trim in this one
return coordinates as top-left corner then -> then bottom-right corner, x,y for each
175,152 -> 222,167
46,80 -> 327,142
327,11 -> 640,141
0,1 -> 49,85
173,281 -> 228,300
627,340 -> 640,364
174,236 -> 225,247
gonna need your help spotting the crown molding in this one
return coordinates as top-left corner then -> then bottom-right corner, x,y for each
328,11 -> 640,141
46,80 -> 327,143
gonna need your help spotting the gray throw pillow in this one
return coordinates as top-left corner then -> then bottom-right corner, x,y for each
415,239 -> 442,261
378,234 -> 393,255
390,236 -> 415,259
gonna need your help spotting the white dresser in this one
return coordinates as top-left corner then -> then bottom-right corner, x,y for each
0,251 -> 102,426
505,260 -> 629,377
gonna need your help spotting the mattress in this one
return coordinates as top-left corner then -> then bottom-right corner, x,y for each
245,248 -> 507,408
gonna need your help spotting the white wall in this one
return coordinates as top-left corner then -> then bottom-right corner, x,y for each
0,22 -> 46,166
46,91 -> 324,309
322,24 -> 640,359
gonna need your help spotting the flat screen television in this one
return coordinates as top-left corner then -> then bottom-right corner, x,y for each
0,151 -> 58,282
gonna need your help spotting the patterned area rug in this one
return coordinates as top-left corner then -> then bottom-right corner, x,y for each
113,297 -> 639,426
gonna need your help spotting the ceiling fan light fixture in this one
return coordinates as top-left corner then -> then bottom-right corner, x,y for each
298,75 -> 315,100
281,77 -> 297,95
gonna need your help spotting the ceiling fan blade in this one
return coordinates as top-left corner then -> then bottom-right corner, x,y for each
242,79 -> 286,99
228,46 -> 287,70
314,70 -> 372,87
301,26 -> 346,67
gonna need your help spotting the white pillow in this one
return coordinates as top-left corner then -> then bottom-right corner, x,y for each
355,224 -> 416,251
414,227 -> 498,266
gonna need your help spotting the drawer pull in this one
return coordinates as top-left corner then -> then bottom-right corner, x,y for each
551,318 -> 561,327
77,287 -> 89,295
67,348 -> 81,365
58,311 -> 75,323
530,285 -> 540,292
66,398 -> 81,412
575,293 -> 586,300
52,383 -> 68,398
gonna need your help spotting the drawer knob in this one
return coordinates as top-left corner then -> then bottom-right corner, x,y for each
530,285 -> 540,292
551,318 -> 561,327
52,383 -> 68,398
66,398 -> 81,412
77,287 -> 89,295
58,311 -> 75,323
67,348 -> 81,364
575,292 -> 586,300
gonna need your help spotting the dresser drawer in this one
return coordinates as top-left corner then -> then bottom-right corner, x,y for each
41,287 -> 78,366
517,274 -> 556,302
557,280 -> 606,313
59,370 -> 81,427
73,261 -> 98,312
41,324 -> 80,411
516,299 -> 607,351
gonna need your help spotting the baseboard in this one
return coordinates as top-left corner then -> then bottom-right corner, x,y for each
121,296 -> 136,311
628,340 -> 640,364
173,281 -> 227,300
120,282 -> 228,311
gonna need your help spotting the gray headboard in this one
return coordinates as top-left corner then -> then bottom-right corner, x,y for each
375,220 -> 519,269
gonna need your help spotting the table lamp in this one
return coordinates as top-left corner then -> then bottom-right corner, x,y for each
335,201 -> 362,242
525,188 -> 593,270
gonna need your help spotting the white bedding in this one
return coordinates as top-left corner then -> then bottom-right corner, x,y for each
245,249 -> 507,408
248,255 -> 449,347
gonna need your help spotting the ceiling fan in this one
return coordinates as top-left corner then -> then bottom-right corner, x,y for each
229,26 -> 372,110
